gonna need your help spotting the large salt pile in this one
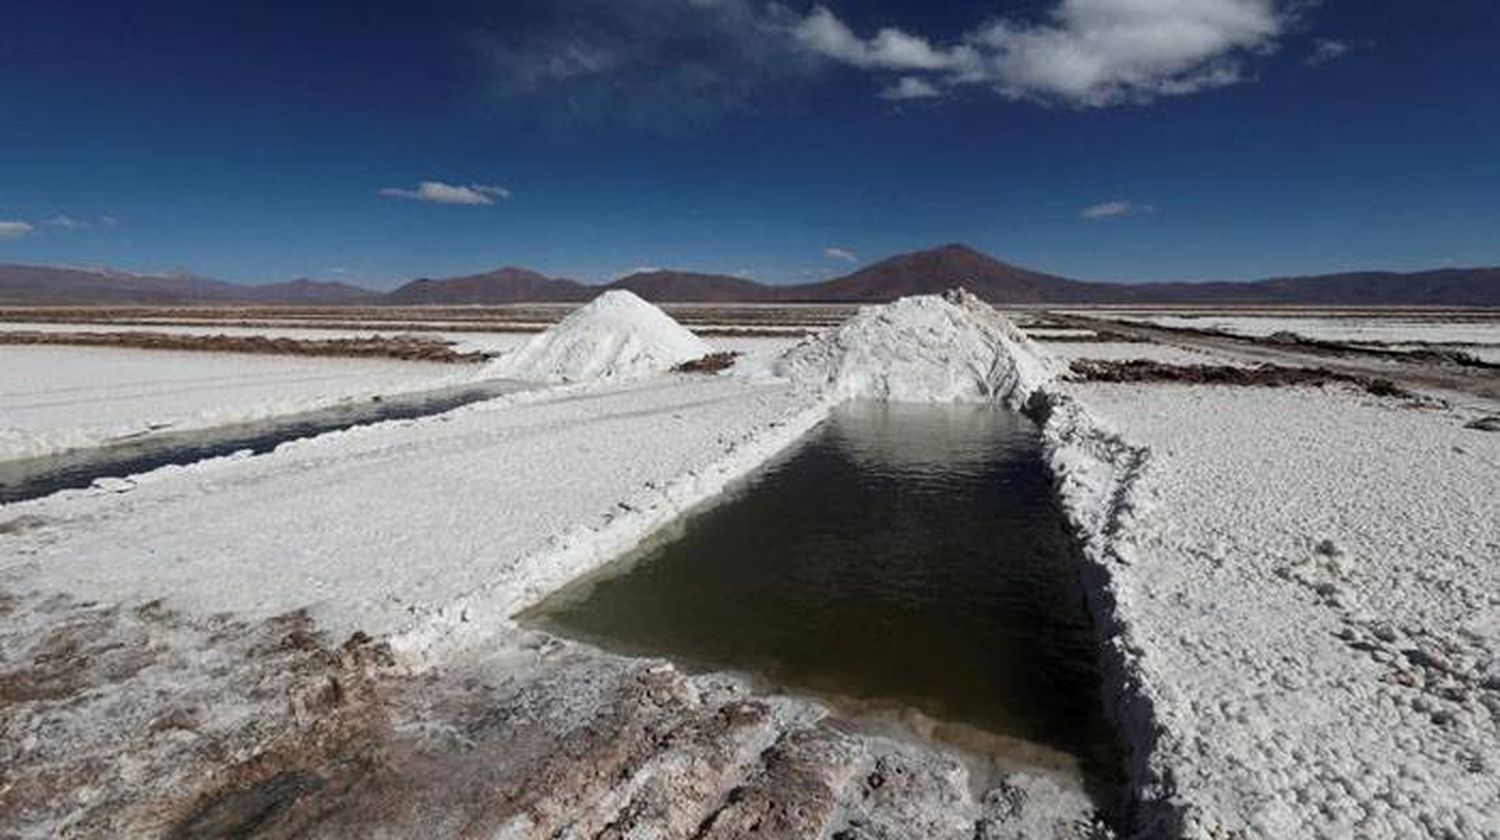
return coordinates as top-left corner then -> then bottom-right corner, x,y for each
775,289 -> 1061,405
490,290 -> 713,383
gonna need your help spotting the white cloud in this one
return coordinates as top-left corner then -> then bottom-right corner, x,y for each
0,221 -> 35,240
795,1 -> 1294,107
1082,200 -> 1152,219
795,7 -> 978,73
824,246 -> 859,263
974,0 -> 1284,106
99,215 -> 119,229
880,76 -> 942,100
1306,38 -> 1351,65
42,214 -> 87,230
379,181 -> 511,205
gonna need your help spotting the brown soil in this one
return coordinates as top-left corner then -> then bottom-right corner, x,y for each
0,590 -> 400,837
673,352 -> 741,374
1067,359 -> 1412,398
0,330 -> 491,363
2,583 -> 1099,837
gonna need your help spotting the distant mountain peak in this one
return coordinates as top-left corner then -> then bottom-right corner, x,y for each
607,269 -> 770,302
385,265 -> 588,304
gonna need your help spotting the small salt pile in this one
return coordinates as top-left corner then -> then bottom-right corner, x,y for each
774,288 -> 1061,405
490,290 -> 712,383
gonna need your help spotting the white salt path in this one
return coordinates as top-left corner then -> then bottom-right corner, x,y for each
0,345 -> 466,462
490,290 -> 712,383
1,376 -> 820,641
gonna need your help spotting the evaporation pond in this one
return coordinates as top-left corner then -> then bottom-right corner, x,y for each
522,400 -> 1115,780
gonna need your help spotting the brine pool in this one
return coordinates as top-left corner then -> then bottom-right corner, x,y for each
523,401 -> 1120,792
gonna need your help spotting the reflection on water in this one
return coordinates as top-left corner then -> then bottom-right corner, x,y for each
523,401 -> 1117,786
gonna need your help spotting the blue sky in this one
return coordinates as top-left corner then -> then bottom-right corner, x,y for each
0,0 -> 1496,288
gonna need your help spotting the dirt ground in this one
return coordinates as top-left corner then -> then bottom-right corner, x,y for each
0,330 -> 489,363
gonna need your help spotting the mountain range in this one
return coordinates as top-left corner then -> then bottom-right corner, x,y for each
3,244 -> 1496,307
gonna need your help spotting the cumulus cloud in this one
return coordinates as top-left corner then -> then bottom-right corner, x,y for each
973,0 -> 1284,105
824,246 -> 859,262
0,221 -> 35,240
796,0 -> 1295,107
379,181 -> 511,205
1082,200 -> 1152,219
880,76 -> 942,100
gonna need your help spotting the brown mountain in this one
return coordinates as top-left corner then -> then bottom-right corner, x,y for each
3,247 -> 1497,307
0,263 -> 385,305
605,270 -> 773,303
1114,268 -> 1500,306
241,278 -> 383,304
0,263 -> 259,305
385,267 -> 590,305
777,243 -> 1085,303
781,246 -> 1500,306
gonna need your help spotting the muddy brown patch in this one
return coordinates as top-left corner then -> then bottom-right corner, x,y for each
674,352 -> 741,374
1067,359 -> 1415,399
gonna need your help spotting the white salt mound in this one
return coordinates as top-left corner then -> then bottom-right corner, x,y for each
774,289 -> 1061,405
490,290 -> 713,383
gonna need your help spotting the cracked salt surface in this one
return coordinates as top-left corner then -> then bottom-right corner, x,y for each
1063,381 -> 1500,838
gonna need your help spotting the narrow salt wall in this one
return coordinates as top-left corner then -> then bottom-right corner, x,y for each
1032,390 -> 1186,836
